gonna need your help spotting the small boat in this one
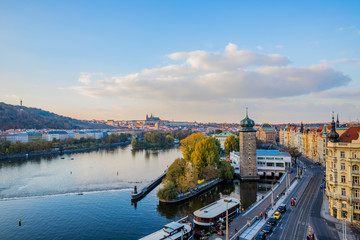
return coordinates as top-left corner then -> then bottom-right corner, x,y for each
70,158 -> 74,160
139,216 -> 193,240
193,198 -> 240,227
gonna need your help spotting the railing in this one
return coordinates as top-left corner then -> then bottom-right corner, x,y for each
352,170 -> 360,175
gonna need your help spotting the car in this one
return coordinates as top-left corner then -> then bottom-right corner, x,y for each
288,170 -> 292,173
255,231 -> 266,240
278,203 -> 287,213
268,216 -> 277,225
291,198 -> 296,207
320,184 -> 323,189
262,224 -> 273,234
273,211 -> 281,220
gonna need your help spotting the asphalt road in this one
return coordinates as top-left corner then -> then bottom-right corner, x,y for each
267,157 -> 339,240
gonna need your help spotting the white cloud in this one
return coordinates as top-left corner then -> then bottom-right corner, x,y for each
256,46 -> 263,50
329,58 -> 360,64
275,45 -> 283,49
66,43 -> 351,104
78,72 -> 104,85
336,27 -> 344,31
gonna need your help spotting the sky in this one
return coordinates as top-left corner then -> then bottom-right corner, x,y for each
0,0 -> 359,123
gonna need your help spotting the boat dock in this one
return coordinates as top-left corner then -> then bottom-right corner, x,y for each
131,169 -> 167,201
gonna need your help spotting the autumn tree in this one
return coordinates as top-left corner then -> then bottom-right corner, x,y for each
191,137 -> 220,171
224,135 -> 239,156
179,132 -> 205,162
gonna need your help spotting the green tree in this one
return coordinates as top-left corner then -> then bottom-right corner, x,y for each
288,147 -> 302,163
165,158 -> 186,183
157,181 -> 178,201
215,129 -> 223,134
218,160 -> 235,180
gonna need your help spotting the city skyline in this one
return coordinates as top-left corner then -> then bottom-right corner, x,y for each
1,1 -> 359,123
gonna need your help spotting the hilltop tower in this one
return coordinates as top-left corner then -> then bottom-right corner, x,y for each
239,108 -> 259,181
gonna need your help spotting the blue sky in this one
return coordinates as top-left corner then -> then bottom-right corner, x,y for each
0,0 -> 359,123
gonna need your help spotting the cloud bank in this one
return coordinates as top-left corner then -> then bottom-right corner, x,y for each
67,43 -> 351,103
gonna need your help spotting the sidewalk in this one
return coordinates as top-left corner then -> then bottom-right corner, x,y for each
320,191 -> 360,240
208,171 -> 298,240
239,179 -> 299,240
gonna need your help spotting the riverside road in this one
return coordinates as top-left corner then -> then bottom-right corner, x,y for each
268,157 -> 339,240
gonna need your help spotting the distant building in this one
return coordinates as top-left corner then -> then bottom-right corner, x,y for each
28,132 -> 42,142
213,132 -> 236,149
5,132 -> 29,143
257,123 -> 276,143
146,113 -> 160,121
42,131 -> 69,141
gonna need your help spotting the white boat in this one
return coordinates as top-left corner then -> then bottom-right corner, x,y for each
140,217 -> 194,240
193,198 -> 240,226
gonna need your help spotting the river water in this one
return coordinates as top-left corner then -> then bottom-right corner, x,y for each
0,145 -> 267,239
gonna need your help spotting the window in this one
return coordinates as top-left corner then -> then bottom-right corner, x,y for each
275,157 -> 282,160
354,213 -> 360,221
353,152 -> 358,158
341,176 -> 346,183
341,188 -> 346,196
354,190 -> 359,198
276,163 -> 284,167
267,162 -> 274,167
353,165 -> 359,172
341,163 -> 345,170
342,211 -> 347,218
342,202 -> 347,208
354,203 -> 360,210
340,151 -> 345,158
330,175 -> 333,181
353,176 -> 359,185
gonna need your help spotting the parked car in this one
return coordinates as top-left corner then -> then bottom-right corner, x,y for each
255,231 -> 266,240
262,224 -> 273,234
320,184 -> 323,189
268,216 -> 277,225
288,170 -> 292,173
278,203 -> 287,213
273,211 -> 281,220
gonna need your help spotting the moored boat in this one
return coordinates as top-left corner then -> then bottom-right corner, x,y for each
139,216 -> 194,240
193,198 -> 240,227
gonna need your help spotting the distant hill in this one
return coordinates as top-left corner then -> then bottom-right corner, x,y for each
0,102 -> 111,130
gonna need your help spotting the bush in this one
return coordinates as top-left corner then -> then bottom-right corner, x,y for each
157,181 -> 178,201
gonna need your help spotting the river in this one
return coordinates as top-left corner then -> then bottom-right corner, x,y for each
0,145 -> 268,239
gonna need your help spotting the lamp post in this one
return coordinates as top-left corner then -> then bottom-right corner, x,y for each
224,199 -> 230,240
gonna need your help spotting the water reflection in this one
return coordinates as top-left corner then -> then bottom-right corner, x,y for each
0,145 -> 182,199
155,180 -> 269,221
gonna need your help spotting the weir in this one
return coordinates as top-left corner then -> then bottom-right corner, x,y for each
131,169 -> 167,201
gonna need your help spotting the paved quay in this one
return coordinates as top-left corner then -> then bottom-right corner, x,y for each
209,170 -> 299,240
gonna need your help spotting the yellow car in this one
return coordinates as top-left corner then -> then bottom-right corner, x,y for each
273,211 -> 281,220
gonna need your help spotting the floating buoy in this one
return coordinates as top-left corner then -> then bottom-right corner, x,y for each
19,219 -> 21,226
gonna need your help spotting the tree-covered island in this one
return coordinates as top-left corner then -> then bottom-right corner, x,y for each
131,130 -> 193,150
157,133 -> 234,201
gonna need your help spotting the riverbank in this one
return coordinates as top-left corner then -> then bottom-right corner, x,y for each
0,140 -> 130,161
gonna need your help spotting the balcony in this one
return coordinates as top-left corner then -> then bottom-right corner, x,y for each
349,158 -> 360,163
352,171 -> 360,176
339,195 -> 349,201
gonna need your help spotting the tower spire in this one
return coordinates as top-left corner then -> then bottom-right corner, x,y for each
246,107 -> 248,117
336,114 -> 340,127
329,112 -> 339,142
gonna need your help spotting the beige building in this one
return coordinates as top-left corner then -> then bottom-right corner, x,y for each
257,123 -> 276,143
326,121 -> 360,225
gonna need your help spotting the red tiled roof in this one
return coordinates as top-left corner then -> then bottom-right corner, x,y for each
338,126 -> 360,143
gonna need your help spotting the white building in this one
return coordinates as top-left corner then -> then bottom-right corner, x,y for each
230,149 -> 291,177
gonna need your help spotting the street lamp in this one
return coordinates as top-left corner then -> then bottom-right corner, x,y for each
224,199 -> 230,240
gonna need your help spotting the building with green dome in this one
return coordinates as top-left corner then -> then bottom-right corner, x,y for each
238,109 -> 259,181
